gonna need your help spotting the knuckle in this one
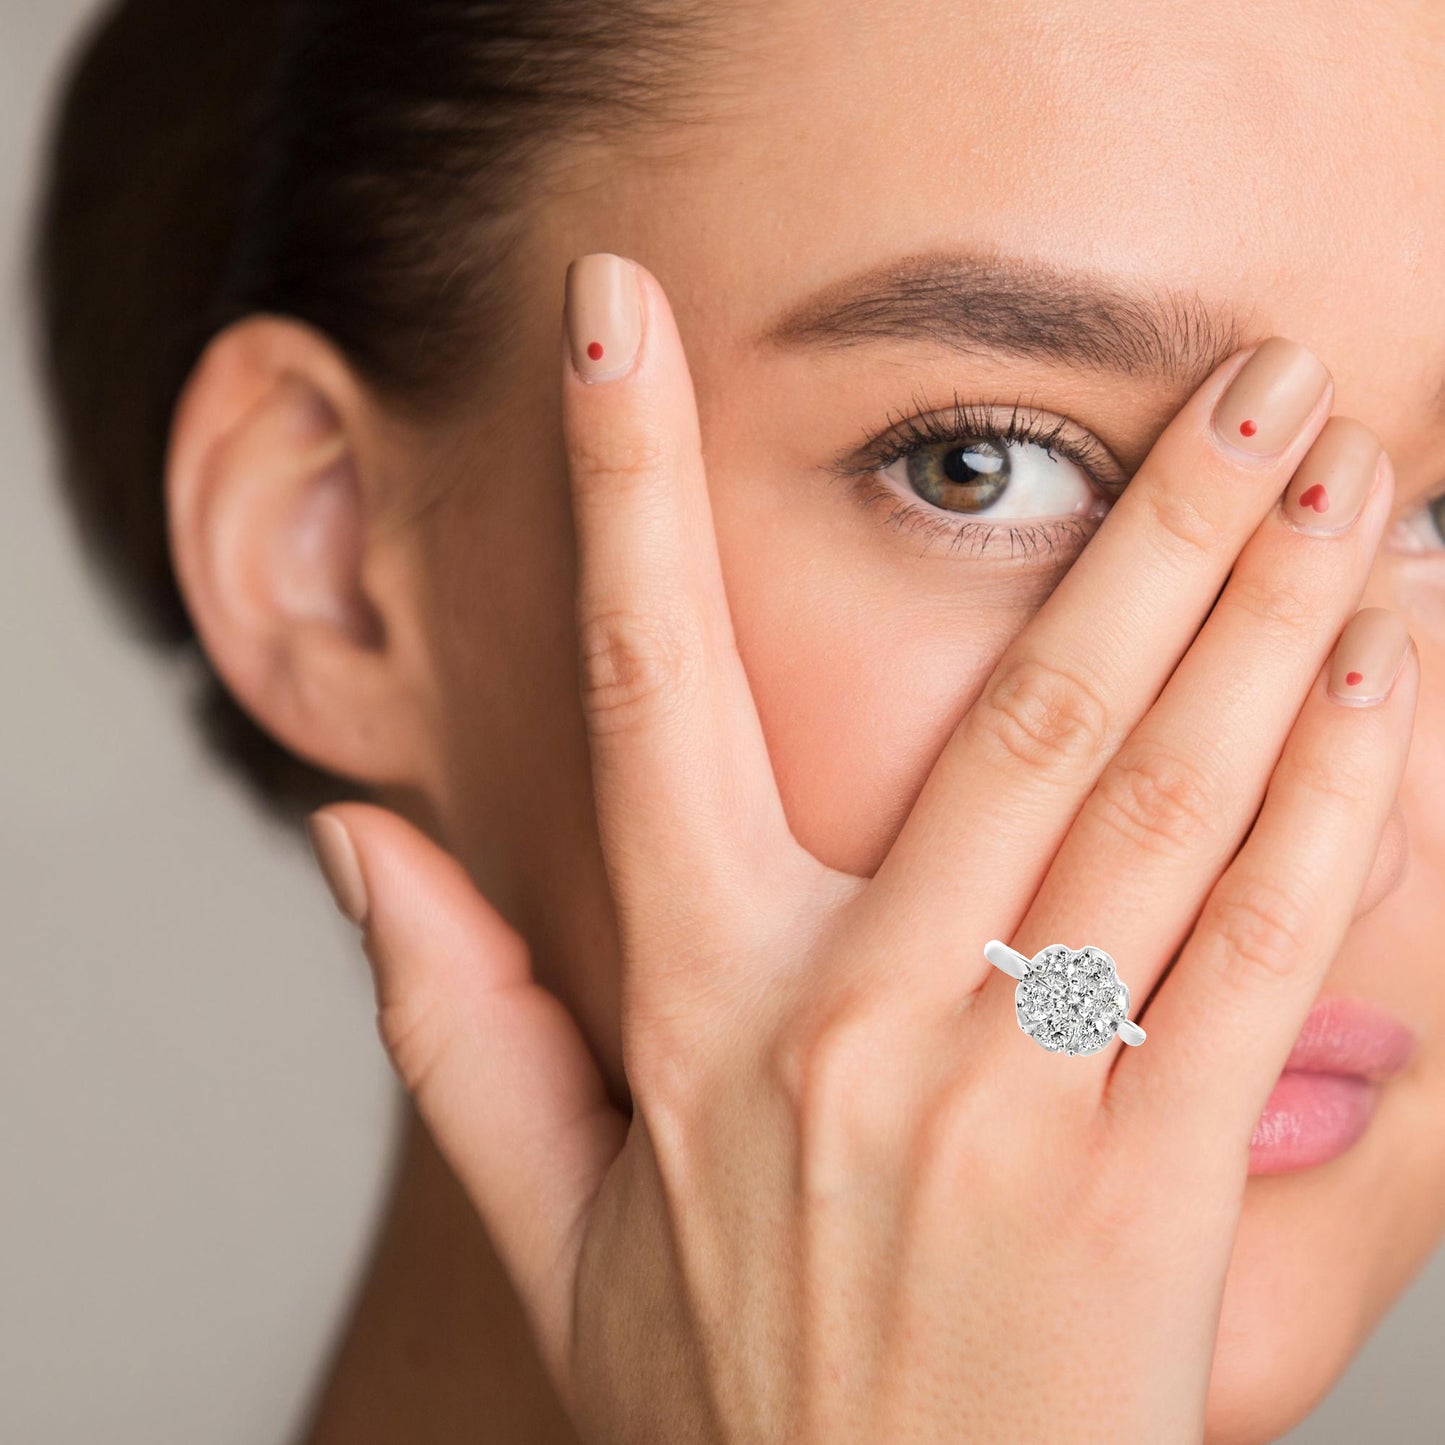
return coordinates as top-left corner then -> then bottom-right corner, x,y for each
767,1003 -> 856,1123
624,967 -> 754,1146
767,992 -> 898,1152
1144,481 -> 1224,557
911,1068 -> 1000,1181
1204,872 -> 1314,988
624,1016 -> 711,1138
577,606 -> 697,733
1281,732 -> 1378,811
376,993 -> 449,1101
969,653 -> 1112,775
567,428 -> 670,500
913,1066 -> 1092,1208
1069,1151 -> 1175,1271
1090,738 -> 1222,855
1226,571 -> 1321,635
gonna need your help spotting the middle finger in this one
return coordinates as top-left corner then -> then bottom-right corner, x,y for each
852,337 -> 1333,993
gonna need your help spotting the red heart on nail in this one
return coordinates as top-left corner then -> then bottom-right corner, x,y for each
1346,671 -> 1364,686
1298,484 -> 1329,513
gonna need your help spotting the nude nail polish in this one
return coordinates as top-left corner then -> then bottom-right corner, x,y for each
565,253 -> 643,383
306,811 -> 370,927
1328,607 -> 1410,707
1281,416 -> 1383,536
1212,337 -> 1330,457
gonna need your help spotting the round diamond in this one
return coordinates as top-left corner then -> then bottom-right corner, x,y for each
1015,945 -> 1128,1056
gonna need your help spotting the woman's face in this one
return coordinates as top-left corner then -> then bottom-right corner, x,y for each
389,2 -> 1445,1438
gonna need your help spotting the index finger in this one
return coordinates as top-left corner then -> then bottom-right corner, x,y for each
560,253 -> 807,1017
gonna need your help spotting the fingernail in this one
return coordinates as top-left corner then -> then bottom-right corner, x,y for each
1212,337 -> 1331,457
1329,607 -> 1411,707
306,811 -> 370,927
565,253 -> 643,384
1280,416 -> 1383,536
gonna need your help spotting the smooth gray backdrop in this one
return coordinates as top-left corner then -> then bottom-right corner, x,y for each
2,2 -> 1440,1441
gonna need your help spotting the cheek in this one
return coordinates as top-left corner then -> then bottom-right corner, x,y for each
1203,1196 -> 1358,1445
1371,566 -> 1445,986
1390,558 -> 1445,651
710,451 -> 1074,877
1203,1062 -> 1445,1443
724,540 -> 1021,877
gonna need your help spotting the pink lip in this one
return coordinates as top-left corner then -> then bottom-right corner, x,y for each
1248,995 -> 1419,1175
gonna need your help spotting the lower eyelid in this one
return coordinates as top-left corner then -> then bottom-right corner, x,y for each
849,475 -> 1102,562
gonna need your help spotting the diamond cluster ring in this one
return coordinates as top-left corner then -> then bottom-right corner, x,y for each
984,941 -> 1147,1055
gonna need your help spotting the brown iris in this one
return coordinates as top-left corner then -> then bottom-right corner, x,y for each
905,437 -> 1010,513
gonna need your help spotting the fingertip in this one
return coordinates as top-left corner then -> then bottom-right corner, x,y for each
306,807 -> 369,929
316,802 -> 534,996
305,800 -> 423,930
564,251 -> 645,385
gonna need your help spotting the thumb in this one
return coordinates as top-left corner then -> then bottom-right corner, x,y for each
306,801 -> 626,1383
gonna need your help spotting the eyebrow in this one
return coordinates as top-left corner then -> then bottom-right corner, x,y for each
754,250 -> 1256,387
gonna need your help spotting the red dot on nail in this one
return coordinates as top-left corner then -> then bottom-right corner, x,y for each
586,341 -> 604,361
1345,671 -> 1364,686
1239,419 -> 1258,437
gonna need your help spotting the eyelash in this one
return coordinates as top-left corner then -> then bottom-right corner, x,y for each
826,390 -> 1125,560
832,393 -> 1445,563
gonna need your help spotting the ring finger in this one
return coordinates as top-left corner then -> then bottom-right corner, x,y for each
973,420 -> 1392,1091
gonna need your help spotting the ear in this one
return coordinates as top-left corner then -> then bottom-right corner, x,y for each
166,316 -> 433,789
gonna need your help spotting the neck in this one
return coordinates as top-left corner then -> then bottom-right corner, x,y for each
299,1107 -> 580,1445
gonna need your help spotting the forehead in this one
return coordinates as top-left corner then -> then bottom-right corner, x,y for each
708,0 -> 1442,275
558,0 -> 1445,439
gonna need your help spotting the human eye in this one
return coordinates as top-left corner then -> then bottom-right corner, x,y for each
825,391 -> 1128,562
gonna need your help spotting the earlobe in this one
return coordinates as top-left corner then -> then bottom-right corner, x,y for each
166,317 -> 422,787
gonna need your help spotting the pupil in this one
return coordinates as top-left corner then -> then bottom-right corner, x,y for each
942,437 -> 1008,487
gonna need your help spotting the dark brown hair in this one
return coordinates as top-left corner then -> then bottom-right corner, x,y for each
33,0 -> 725,820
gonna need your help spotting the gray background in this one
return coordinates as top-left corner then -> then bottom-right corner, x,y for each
1,3 -> 1440,1441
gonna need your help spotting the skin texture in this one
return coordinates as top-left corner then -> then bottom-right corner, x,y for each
160,1 -> 1445,1441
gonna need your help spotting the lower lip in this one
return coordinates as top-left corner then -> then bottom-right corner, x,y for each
1248,1071 -> 1380,1174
